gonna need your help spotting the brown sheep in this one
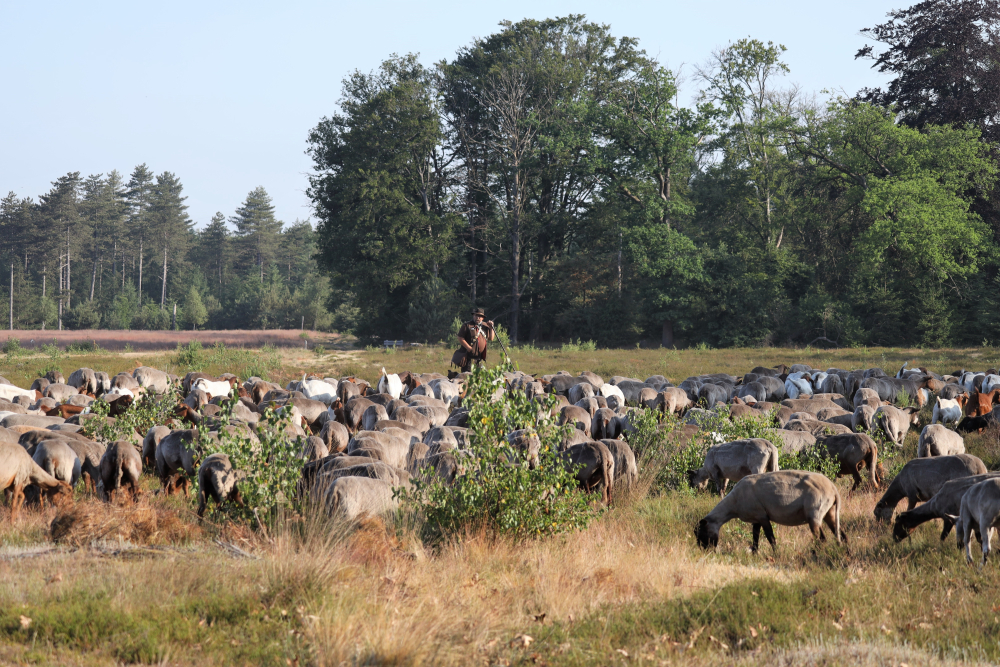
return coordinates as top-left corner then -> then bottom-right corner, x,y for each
99,440 -> 143,502
0,442 -> 73,518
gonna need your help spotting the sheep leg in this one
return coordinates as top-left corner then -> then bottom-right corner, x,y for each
983,527 -> 993,566
824,508 -> 847,543
751,523 -> 761,553
761,521 -> 777,549
940,519 -> 955,541
906,496 -> 916,511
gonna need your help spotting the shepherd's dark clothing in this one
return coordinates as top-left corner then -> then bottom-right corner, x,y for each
451,320 -> 489,372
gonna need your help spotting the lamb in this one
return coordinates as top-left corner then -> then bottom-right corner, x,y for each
955,478 -> 1000,565
196,453 -> 244,517
0,442 -> 73,518
31,440 -> 81,488
99,440 -> 143,502
893,472 -> 1000,541
874,454 -> 988,522
695,471 -> 844,552
689,438 -> 779,497
932,396 -> 967,426
917,424 -> 966,458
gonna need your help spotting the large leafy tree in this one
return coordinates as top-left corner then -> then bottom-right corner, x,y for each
308,53 -> 456,339
857,0 -> 1000,143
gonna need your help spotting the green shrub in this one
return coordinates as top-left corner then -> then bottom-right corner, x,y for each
2,337 -> 25,360
205,343 -> 281,381
312,344 -> 326,356
66,339 -> 102,354
174,340 -> 204,371
191,393 -> 306,525
400,359 -> 595,541
40,341 -> 63,359
82,389 -> 179,447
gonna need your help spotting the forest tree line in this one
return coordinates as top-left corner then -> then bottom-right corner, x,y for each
308,2 -> 1000,348
0,170 -> 336,331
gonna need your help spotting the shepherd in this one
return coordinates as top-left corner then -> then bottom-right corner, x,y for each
451,307 -> 496,373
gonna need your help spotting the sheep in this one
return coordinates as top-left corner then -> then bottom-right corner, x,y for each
933,396 -> 967,426
893,472 -> 1000,541
567,382 -> 595,404
967,389 -> 1000,418
99,440 -> 143,503
0,442 -> 73,518
133,366 -> 172,394
689,439 -> 780,497
378,368 -> 404,399
591,408 -> 620,440
599,383 -> 626,405
955,478 -> 1000,565
409,403 -> 449,427
59,438 -> 105,493
784,374 -> 813,400
983,375 -> 1000,394
31,440 -> 81,488
874,404 -> 920,446
852,404 -> 876,433
600,438 -> 637,489
191,377 -> 233,400
853,388 -> 882,409
155,429 -> 200,495
300,375 -> 339,406
347,431 -> 410,469
361,404 -> 390,432
196,453 -> 244,517
388,405 -> 431,434
67,368 -> 99,395
917,424 -> 966,457
325,476 -> 398,521
559,405 -> 592,436
819,433 -> 880,491
564,440 -> 614,504
695,471 -> 844,552
0,383 -> 34,404
874,454 -> 987,522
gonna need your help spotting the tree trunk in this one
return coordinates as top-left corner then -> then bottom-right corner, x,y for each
66,233 -> 71,310
509,213 -> 520,343
617,229 -> 623,295
161,245 -> 168,308
41,273 -> 45,331
138,237 -> 143,296
661,320 -> 674,348
89,260 -> 97,301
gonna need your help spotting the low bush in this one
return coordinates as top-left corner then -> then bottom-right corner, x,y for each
400,359 -> 595,542
66,339 -> 102,354
82,389 -> 179,446
2,337 -> 25,360
174,340 -> 204,370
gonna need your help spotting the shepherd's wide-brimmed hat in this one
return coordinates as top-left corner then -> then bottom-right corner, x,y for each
472,307 -> 485,317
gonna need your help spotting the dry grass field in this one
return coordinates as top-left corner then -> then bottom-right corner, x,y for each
0,344 -> 999,665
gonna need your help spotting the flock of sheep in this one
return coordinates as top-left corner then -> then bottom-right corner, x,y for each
0,360 -> 999,564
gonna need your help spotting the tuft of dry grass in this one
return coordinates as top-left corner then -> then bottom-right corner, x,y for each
49,497 -> 201,547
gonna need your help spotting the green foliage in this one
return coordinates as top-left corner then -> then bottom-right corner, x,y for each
311,344 -> 326,356
82,389 -> 179,447
2,337 -> 25,361
66,340 -> 102,354
407,277 -> 464,343
65,301 -> 102,330
561,338 -> 597,353
40,341 -> 63,359
400,359 -> 595,541
192,392 -> 306,525
206,343 -> 281,381
182,286 -> 208,330
175,341 -> 204,371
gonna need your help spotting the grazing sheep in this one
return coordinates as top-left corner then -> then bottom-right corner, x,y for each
507,429 -> 541,468
874,405 -> 920,446
301,435 -> 330,462
325,476 -> 398,521
559,405 -> 592,436
361,404 -> 390,432
197,453 -> 245,516
918,425 -> 966,458
568,382 -> 596,404
318,420 -> 351,454
191,378 -> 233,400
155,429 -> 200,495
347,431 -> 410,469
99,440 -> 143,502
599,383 -> 626,405
955,478 -> 1000,565
600,439 -> 637,488
819,433 -> 881,491
853,388 -> 882,409
133,366 -> 172,394
689,439 -> 779,496
933,396 -> 967,426
695,471 -> 844,552
591,408 -> 620,440
388,405 -> 432,434
0,443 -> 73,518
893,472 -> 1000,541
32,440 -> 81,488
852,404 -> 876,433
564,440 -> 614,504
875,454 -> 987,522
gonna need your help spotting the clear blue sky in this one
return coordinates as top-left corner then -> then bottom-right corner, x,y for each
1,0 -> 895,229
